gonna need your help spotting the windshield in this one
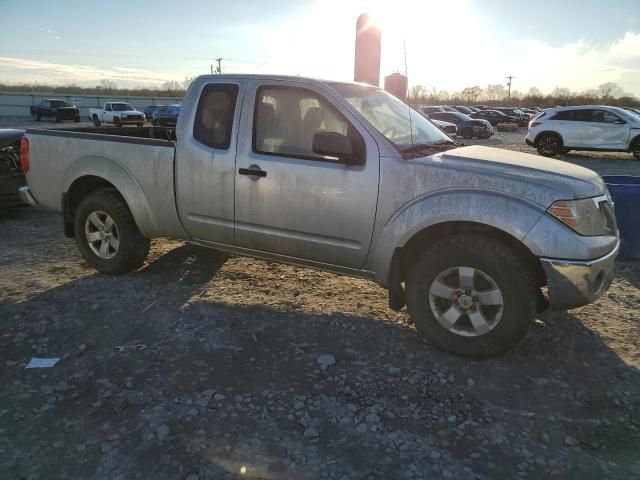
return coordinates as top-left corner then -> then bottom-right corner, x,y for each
616,107 -> 640,122
332,83 -> 451,153
112,103 -> 133,111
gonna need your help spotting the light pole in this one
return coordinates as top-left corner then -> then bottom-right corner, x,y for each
506,75 -> 515,104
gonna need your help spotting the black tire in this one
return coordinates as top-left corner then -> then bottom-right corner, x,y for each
92,115 -> 101,127
405,234 -> 538,358
113,117 -> 121,127
152,120 -> 159,126
74,188 -> 150,275
137,122 -> 144,127
462,128 -> 473,139
54,114 -> 61,123
536,132 -> 562,157
74,116 -> 81,123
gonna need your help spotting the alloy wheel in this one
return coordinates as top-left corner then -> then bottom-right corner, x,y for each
428,266 -> 504,337
538,136 -> 558,155
85,210 -> 120,259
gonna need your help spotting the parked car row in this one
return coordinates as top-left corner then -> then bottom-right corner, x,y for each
419,105 -> 541,127
28,98 -> 182,127
525,105 -> 640,160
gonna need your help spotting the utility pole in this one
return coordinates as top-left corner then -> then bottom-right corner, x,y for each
506,75 -> 515,104
215,58 -> 223,74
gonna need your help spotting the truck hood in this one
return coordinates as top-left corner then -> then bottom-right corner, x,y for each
434,145 -> 605,200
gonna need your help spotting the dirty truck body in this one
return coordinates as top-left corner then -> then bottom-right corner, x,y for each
20,75 -> 619,358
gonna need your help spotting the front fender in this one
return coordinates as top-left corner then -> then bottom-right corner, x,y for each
61,155 -> 157,238
368,189 -> 545,286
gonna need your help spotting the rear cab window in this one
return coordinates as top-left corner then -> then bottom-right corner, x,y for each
193,83 -> 239,150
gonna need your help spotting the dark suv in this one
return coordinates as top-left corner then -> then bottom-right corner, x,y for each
427,112 -> 494,139
469,109 -> 519,126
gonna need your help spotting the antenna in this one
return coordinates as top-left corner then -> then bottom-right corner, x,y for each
404,40 -> 415,157
215,58 -> 223,74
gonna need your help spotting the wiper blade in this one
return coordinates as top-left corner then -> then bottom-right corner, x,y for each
400,141 -> 458,156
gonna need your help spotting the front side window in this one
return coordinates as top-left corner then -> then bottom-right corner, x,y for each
253,85 -> 362,162
193,83 -> 239,150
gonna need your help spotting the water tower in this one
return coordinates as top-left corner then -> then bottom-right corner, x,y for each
354,13 -> 381,87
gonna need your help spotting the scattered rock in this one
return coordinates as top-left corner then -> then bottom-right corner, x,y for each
303,427 -> 320,438
317,354 -> 336,372
564,435 -> 579,447
155,424 -> 170,442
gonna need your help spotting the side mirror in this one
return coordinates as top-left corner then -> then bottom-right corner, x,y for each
312,131 -> 360,164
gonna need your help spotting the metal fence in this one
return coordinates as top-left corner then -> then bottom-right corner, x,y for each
0,91 -> 183,118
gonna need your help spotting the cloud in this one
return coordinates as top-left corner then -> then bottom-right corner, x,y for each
507,33 -> 640,95
0,56 -> 176,87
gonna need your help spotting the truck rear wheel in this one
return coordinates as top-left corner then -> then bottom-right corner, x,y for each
405,234 -> 537,358
92,115 -> 101,127
74,188 -> 150,275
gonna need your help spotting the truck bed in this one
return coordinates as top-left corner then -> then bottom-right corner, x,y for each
25,126 -> 186,240
30,125 -> 177,142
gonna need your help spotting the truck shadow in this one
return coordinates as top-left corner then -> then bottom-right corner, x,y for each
2,244 -> 639,479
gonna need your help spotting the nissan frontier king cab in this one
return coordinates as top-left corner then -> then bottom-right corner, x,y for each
19,74 -> 619,358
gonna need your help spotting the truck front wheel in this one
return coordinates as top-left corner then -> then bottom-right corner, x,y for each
113,117 -> 121,127
405,234 -> 538,358
74,188 -> 150,275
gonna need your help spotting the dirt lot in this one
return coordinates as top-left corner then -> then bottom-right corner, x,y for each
1,123 -> 640,480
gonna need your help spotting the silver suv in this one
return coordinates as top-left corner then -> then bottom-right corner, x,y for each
526,105 -> 640,160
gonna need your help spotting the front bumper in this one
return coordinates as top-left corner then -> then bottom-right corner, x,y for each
525,138 -> 535,147
18,186 -> 38,206
541,240 -> 619,310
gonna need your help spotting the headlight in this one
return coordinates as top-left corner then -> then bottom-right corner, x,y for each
547,197 -> 615,236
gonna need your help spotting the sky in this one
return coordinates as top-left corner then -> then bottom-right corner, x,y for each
0,0 -> 639,96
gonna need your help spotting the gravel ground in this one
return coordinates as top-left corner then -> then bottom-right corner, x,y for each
1,122 -> 640,480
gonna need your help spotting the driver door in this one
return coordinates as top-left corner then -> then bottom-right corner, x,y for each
234,80 -> 380,269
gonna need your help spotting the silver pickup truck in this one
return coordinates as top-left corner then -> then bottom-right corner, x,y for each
19,74 -> 619,358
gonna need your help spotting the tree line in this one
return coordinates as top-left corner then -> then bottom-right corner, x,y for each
409,82 -> 640,108
0,78 -> 195,97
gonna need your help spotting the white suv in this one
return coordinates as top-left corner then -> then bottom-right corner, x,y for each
525,105 -> 640,160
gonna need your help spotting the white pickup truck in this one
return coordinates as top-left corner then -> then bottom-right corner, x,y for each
19,74 -> 619,358
89,102 -> 146,127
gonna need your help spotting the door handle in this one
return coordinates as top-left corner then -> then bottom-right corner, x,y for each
238,166 -> 267,178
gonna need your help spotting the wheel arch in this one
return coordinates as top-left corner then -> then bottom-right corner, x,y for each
628,134 -> 640,152
386,221 -> 547,311
61,156 -> 155,238
533,130 -> 564,147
